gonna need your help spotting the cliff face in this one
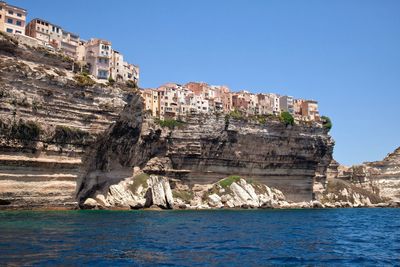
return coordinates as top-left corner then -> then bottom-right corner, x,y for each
77,96 -> 334,204
0,34 -> 131,209
165,116 -> 333,202
335,148 -> 400,202
362,148 -> 400,201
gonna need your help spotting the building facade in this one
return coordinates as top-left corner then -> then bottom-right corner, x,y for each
84,38 -> 112,79
140,82 -> 321,123
110,50 -> 140,84
142,89 -> 159,117
0,1 -> 26,35
25,18 -> 80,58
279,95 -> 294,114
301,100 -> 320,121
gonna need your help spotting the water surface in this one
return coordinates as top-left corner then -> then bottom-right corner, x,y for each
0,209 -> 399,266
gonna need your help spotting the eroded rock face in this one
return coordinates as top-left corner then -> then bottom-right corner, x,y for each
144,175 -> 173,209
77,96 -> 334,205
333,147 -> 400,202
82,174 -> 173,210
165,116 -> 333,202
0,35 -> 133,209
83,175 -> 290,210
76,94 -> 167,203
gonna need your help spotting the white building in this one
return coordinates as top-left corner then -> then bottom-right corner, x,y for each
279,95 -> 294,114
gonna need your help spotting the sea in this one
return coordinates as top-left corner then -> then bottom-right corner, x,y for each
0,208 -> 399,266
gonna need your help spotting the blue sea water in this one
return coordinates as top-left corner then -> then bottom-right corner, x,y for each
0,209 -> 399,266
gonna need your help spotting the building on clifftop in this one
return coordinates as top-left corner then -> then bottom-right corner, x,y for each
0,1 -> 26,35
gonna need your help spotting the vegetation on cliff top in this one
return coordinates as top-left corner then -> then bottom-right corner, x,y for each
74,72 -> 96,87
321,116 -> 332,131
280,111 -> 294,126
154,118 -> 185,129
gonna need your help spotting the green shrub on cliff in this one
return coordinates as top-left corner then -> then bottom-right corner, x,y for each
250,115 -> 267,124
228,109 -> 244,120
321,116 -> 332,131
280,111 -> 294,126
107,77 -> 115,86
126,80 -> 138,89
74,73 -> 96,87
172,190 -> 193,203
154,118 -> 185,129
219,175 -> 241,188
128,173 -> 149,194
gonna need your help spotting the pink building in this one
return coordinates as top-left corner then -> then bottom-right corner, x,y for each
0,1 -> 26,35
84,38 -> 112,79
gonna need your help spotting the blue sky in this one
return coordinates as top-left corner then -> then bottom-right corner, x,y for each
11,0 -> 400,165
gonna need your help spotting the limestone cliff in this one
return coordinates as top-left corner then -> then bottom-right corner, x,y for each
77,94 -> 334,207
0,33 -> 134,209
0,32 -> 337,210
334,147 -> 400,202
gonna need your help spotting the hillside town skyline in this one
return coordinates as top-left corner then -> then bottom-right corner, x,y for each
0,0 -> 321,123
0,1 -> 139,84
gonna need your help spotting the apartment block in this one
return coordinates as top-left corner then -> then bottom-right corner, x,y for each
301,100 -> 320,121
60,31 -> 79,58
140,82 -> 321,123
124,63 -> 139,84
232,91 -> 251,112
0,1 -> 26,35
110,50 -> 124,81
84,38 -> 112,79
141,89 -> 159,117
111,51 -> 139,84
218,86 -> 233,113
25,18 -> 80,58
188,94 -> 210,114
279,95 -> 294,114
157,84 -> 180,119
185,82 -> 209,97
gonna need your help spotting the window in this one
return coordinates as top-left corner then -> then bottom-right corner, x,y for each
7,18 -> 13,24
15,30 -> 22,34
8,10 -> 13,15
16,20 -> 21,26
52,26 -> 55,32
17,13 -> 22,17
6,28 -> 13,33
37,27 -> 39,30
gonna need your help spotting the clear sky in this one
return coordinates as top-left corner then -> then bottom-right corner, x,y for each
10,0 -> 400,166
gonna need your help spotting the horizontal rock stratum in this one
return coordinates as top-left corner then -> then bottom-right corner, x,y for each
76,92 -> 335,207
